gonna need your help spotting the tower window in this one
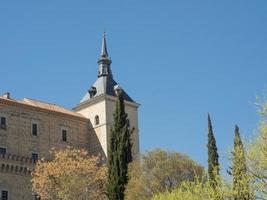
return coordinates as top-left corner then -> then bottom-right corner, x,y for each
1,190 -> 8,200
32,153 -> 39,162
62,129 -> 67,142
32,123 -> 38,136
0,117 -> 6,130
0,147 -> 6,155
95,115 -> 100,125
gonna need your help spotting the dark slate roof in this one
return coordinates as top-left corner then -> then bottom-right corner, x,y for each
80,75 -> 134,103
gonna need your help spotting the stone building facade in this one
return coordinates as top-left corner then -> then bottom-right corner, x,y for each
0,34 -> 140,200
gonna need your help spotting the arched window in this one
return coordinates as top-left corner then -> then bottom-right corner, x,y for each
95,115 -> 100,125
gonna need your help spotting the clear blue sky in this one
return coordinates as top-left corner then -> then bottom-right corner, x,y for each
0,1 -> 266,172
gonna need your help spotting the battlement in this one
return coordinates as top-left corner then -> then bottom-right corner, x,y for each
0,153 -> 35,176
0,153 -> 35,164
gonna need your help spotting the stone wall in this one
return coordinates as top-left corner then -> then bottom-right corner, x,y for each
0,92 -> 140,199
75,95 -> 140,161
105,96 -> 140,160
0,154 -> 35,200
0,99 -> 90,199
75,98 -> 108,158
0,102 -> 89,159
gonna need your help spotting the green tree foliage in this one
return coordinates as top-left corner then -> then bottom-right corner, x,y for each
125,149 -> 204,200
151,125 -> 257,200
247,99 -> 267,199
207,113 -> 220,188
151,175 -> 229,200
107,91 -> 133,200
231,125 -> 252,200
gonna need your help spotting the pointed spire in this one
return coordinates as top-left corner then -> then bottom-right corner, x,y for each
97,33 -> 112,77
101,32 -> 108,57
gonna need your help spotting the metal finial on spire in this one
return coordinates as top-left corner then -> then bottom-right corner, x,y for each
101,32 -> 108,57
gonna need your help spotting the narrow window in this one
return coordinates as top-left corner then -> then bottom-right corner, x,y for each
0,117 -> 6,130
32,123 -> 38,136
1,190 -> 8,200
34,194 -> 41,200
32,153 -> 38,162
95,115 -> 99,125
0,147 -> 6,155
62,129 -> 67,142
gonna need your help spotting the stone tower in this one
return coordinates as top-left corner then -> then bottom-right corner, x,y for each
73,33 -> 140,160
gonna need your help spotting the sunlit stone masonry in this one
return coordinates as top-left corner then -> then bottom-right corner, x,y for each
0,34 -> 140,199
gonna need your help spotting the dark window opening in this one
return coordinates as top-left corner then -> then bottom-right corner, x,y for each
0,147 -> 6,155
88,87 -> 96,98
34,194 -> 41,200
1,190 -> 8,200
95,115 -> 99,125
0,117 -> 6,130
32,123 -> 38,136
62,130 -> 67,142
32,153 -> 38,162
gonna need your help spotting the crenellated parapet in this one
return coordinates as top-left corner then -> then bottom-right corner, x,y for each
0,153 -> 35,176
0,153 -> 35,164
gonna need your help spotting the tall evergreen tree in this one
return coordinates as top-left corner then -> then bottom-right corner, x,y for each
207,113 -> 220,188
107,90 -> 133,200
232,125 -> 251,200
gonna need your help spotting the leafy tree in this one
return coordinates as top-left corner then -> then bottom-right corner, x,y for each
247,99 -> 267,199
151,174 -> 229,200
231,125 -> 252,200
124,162 -> 150,200
207,113 -> 220,188
107,90 -> 133,200
125,149 -> 205,200
32,147 -> 107,200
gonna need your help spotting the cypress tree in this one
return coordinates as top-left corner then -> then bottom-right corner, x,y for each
107,90 -> 133,200
207,113 -> 220,188
232,125 -> 251,200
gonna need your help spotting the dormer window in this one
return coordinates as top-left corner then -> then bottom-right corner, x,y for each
95,115 -> 100,125
88,87 -> 97,98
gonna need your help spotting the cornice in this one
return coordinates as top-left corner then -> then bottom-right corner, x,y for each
105,95 -> 140,108
73,94 -> 105,111
73,94 -> 140,111
0,98 -> 88,122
